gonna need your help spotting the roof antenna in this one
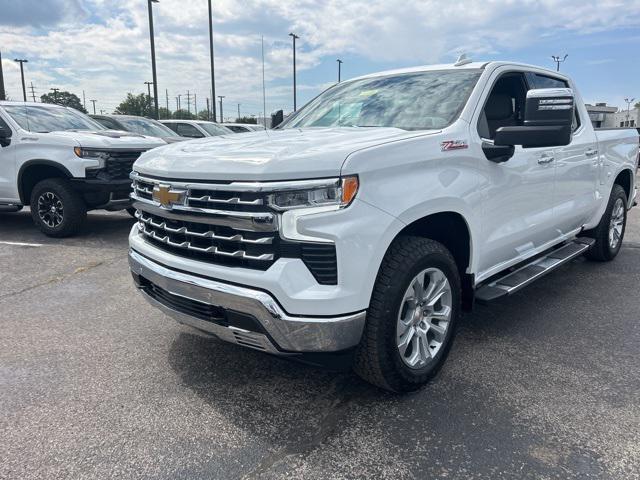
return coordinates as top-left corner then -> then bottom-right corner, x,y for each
454,53 -> 472,67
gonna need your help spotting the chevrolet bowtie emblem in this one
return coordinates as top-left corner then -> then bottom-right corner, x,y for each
152,184 -> 186,209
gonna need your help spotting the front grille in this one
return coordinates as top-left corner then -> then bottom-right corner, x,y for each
87,150 -> 147,180
132,175 -> 338,284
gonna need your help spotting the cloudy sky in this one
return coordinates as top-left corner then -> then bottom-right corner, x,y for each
1,0 -> 640,118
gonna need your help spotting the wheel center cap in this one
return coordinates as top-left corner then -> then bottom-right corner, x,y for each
50,206 -> 56,213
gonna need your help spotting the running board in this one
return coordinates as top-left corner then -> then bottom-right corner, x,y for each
475,237 -> 595,303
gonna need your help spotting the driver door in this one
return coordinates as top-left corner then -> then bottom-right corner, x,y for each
0,113 -> 18,203
475,70 -> 559,280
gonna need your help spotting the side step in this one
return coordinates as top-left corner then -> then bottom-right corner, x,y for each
475,237 -> 595,303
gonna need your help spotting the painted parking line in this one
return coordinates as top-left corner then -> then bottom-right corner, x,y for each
0,241 -> 43,247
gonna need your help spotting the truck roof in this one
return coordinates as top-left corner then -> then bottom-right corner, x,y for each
0,100 -> 69,108
350,61 -> 569,82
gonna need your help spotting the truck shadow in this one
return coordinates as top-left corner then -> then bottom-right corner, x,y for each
0,209 -> 135,248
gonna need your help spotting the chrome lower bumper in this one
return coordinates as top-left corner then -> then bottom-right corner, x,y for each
128,249 -> 366,354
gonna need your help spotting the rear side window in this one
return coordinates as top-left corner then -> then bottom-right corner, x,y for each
163,122 -> 178,133
176,123 -> 204,138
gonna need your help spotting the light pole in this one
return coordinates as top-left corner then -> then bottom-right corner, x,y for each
337,59 -> 343,83
624,97 -> 635,127
289,33 -> 299,111
144,81 -> 153,116
90,99 -> 97,115
218,95 -> 225,123
14,58 -> 28,101
0,51 -> 6,101
208,0 -> 217,122
551,54 -> 568,72
147,0 -> 160,119
237,103 -> 240,120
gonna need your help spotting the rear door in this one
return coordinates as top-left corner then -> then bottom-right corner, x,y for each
0,112 -> 18,202
527,73 -> 599,234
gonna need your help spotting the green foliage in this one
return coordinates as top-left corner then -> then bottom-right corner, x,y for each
40,91 -> 87,113
197,110 -> 211,121
235,116 -> 257,124
173,109 -> 195,120
158,107 -> 172,120
114,93 -> 154,117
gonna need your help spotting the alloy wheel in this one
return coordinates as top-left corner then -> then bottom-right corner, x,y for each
608,198 -> 624,250
37,192 -> 64,228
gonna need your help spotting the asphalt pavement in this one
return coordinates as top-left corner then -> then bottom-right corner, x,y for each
1,207 -> 639,479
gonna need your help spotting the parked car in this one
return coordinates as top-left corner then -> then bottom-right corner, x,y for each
0,101 -> 165,236
128,61 -> 638,392
223,123 -> 264,133
91,114 -> 186,144
159,120 -> 232,138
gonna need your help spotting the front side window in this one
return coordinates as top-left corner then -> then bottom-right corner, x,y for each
198,123 -> 231,136
283,70 -> 482,131
3,105 -> 104,133
118,117 -> 177,137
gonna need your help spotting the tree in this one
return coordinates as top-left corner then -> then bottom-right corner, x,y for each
197,109 -> 210,121
114,93 -> 154,117
236,116 -> 257,124
158,107 -> 172,120
41,91 -> 87,113
173,109 -> 195,120
635,101 -> 640,110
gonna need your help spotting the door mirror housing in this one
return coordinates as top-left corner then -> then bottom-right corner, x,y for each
0,124 -> 12,147
494,88 -> 574,149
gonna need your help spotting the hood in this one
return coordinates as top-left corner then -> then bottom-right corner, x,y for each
44,129 -> 166,149
133,127 -> 435,181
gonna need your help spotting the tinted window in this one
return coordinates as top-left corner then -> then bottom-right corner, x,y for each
199,122 -> 231,136
526,73 -> 580,131
118,117 -> 177,137
0,114 -> 11,133
162,122 -> 178,133
176,123 -> 204,138
284,70 -> 481,130
94,117 -> 121,130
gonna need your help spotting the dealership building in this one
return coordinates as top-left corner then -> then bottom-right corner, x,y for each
585,103 -> 639,128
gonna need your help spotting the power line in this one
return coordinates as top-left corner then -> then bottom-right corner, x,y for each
29,82 -> 36,102
50,87 -> 60,103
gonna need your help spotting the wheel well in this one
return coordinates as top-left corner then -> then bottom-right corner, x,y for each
19,162 -> 72,204
614,169 -> 633,202
398,212 -> 474,310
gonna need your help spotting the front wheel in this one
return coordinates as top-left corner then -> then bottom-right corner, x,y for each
585,184 -> 627,262
354,236 -> 461,392
30,178 -> 87,237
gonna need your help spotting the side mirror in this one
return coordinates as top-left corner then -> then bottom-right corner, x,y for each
271,110 -> 284,128
0,125 -> 12,147
495,88 -> 574,149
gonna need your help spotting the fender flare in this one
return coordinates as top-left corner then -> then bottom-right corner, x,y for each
17,160 -> 73,204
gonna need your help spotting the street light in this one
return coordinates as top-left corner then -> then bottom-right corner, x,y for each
337,59 -> 343,83
218,95 -> 225,123
624,97 -> 635,127
13,58 -> 28,101
90,99 -> 97,115
147,0 -> 160,119
289,32 -> 299,111
208,0 -> 217,122
144,81 -> 153,116
551,54 -> 568,72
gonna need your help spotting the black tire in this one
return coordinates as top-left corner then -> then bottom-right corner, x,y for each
30,178 -> 86,237
354,236 -> 461,392
126,207 -> 137,218
0,205 -> 22,213
584,184 -> 627,262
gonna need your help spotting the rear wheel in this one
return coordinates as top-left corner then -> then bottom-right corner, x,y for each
354,236 -> 461,392
585,184 -> 627,261
30,178 -> 86,237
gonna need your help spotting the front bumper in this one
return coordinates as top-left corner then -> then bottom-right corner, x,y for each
70,178 -> 132,210
129,249 -> 366,353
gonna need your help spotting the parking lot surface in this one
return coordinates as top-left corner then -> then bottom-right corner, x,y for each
1,208 -> 639,479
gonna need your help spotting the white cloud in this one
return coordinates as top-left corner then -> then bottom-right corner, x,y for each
1,0 -> 639,113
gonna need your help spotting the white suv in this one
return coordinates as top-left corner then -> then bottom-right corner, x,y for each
159,120 -> 232,138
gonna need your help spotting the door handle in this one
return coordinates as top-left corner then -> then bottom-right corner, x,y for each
585,148 -> 598,157
538,154 -> 554,164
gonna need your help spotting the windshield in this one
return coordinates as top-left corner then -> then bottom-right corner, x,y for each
118,117 -> 178,137
284,70 -> 481,130
199,122 -> 231,136
3,105 -> 105,133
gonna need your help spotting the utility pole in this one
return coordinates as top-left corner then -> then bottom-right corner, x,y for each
207,0 -> 217,122
165,88 -> 169,116
175,96 -> 179,115
90,99 -> 97,115
82,90 -> 86,110
147,0 -> 160,119
29,82 -> 36,102
194,93 -> 197,117
237,103 -> 240,120
14,58 -> 28,101
551,54 -> 568,72
218,95 -> 225,123
177,94 -> 181,111
144,81 -> 153,116
206,98 -> 210,121
186,90 -> 191,114
337,59 -> 343,83
0,51 -> 6,101
624,97 -> 635,127
288,33 -> 299,111
50,87 -> 60,103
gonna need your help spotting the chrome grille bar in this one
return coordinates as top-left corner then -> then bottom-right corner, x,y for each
187,195 -> 264,206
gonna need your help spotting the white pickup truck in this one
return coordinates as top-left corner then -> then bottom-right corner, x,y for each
0,101 -> 165,236
128,61 -> 638,392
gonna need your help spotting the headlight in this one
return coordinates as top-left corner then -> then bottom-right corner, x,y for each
74,147 -> 110,169
268,176 -> 359,211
